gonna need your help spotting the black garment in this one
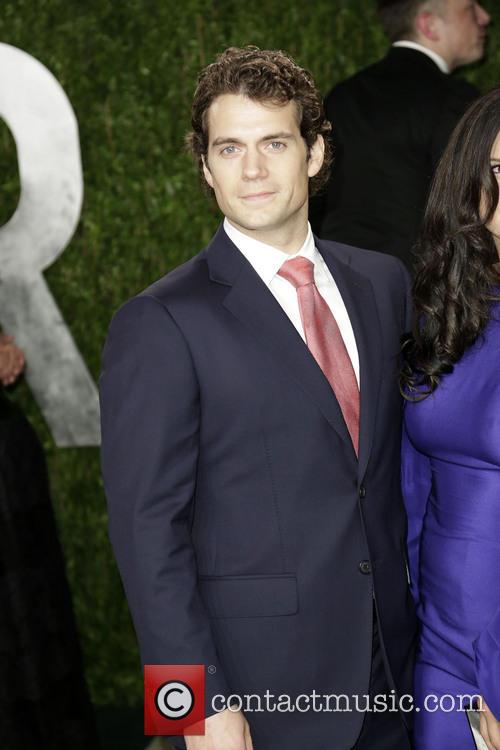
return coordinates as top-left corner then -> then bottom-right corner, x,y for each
0,394 -> 99,749
102,225 -> 417,750
353,611 -> 411,750
311,47 -> 479,268
172,615 -> 411,750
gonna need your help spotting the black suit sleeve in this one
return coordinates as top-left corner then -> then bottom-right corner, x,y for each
99,295 -> 231,721
397,257 -> 413,332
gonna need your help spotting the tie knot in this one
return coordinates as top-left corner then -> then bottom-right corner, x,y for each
278,256 -> 314,289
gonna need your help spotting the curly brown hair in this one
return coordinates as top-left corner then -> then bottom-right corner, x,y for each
185,46 -> 332,196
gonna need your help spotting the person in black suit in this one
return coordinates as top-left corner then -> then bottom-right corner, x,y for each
311,0 -> 490,267
101,46 -> 416,750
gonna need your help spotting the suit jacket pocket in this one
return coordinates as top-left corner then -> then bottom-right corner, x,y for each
198,573 -> 298,619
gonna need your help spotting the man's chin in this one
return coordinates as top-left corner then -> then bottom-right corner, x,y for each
455,46 -> 485,68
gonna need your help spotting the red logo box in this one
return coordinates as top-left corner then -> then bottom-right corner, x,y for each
144,664 -> 205,736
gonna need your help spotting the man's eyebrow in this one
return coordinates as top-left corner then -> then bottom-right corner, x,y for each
210,132 -> 295,147
261,131 -> 295,141
211,136 -> 244,147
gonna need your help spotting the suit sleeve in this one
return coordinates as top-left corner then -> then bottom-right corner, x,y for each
401,417 -> 432,606
99,295 -> 230,716
395,256 -> 413,330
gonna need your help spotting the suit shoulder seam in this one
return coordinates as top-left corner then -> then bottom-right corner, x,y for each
131,293 -> 201,388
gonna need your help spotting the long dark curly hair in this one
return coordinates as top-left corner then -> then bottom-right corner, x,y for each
401,85 -> 500,398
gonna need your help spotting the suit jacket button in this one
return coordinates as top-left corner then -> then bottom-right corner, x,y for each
358,485 -> 366,499
359,560 -> 371,575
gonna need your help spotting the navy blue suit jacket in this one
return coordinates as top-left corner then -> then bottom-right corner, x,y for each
100,225 -> 417,749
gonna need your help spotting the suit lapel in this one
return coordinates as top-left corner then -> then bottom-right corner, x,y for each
316,238 -> 383,479
206,226 -> 353,452
205,226 -> 383,473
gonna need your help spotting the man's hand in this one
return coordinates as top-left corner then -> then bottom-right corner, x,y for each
480,698 -> 500,750
0,333 -> 25,385
185,708 -> 254,750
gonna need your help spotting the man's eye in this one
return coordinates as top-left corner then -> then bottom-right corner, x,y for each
268,141 -> 285,151
492,165 -> 500,175
221,145 -> 239,155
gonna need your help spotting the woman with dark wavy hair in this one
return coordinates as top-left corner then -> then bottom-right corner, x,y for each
401,85 -> 500,750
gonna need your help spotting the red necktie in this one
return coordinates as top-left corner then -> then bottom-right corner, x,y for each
278,256 -> 360,455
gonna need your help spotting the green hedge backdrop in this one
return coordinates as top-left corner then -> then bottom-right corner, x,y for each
0,0 -> 499,707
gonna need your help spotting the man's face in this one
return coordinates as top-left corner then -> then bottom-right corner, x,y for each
438,0 -> 490,68
202,94 -> 324,248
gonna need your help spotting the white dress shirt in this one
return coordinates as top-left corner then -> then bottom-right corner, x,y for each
392,40 -> 450,74
223,218 -> 360,386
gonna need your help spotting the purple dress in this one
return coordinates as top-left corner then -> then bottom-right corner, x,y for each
402,306 -> 500,749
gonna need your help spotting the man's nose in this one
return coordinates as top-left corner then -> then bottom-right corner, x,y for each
476,2 -> 491,26
242,148 -> 268,180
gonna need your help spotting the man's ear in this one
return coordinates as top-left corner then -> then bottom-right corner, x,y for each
202,155 -> 214,189
415,10 -> 441,42
307,134 -> 325,178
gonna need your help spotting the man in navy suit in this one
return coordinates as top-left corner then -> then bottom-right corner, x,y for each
100,47 -> 416,750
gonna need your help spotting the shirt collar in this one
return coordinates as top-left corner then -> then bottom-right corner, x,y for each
392,40 -> 450,74
223,217 -> 317,286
